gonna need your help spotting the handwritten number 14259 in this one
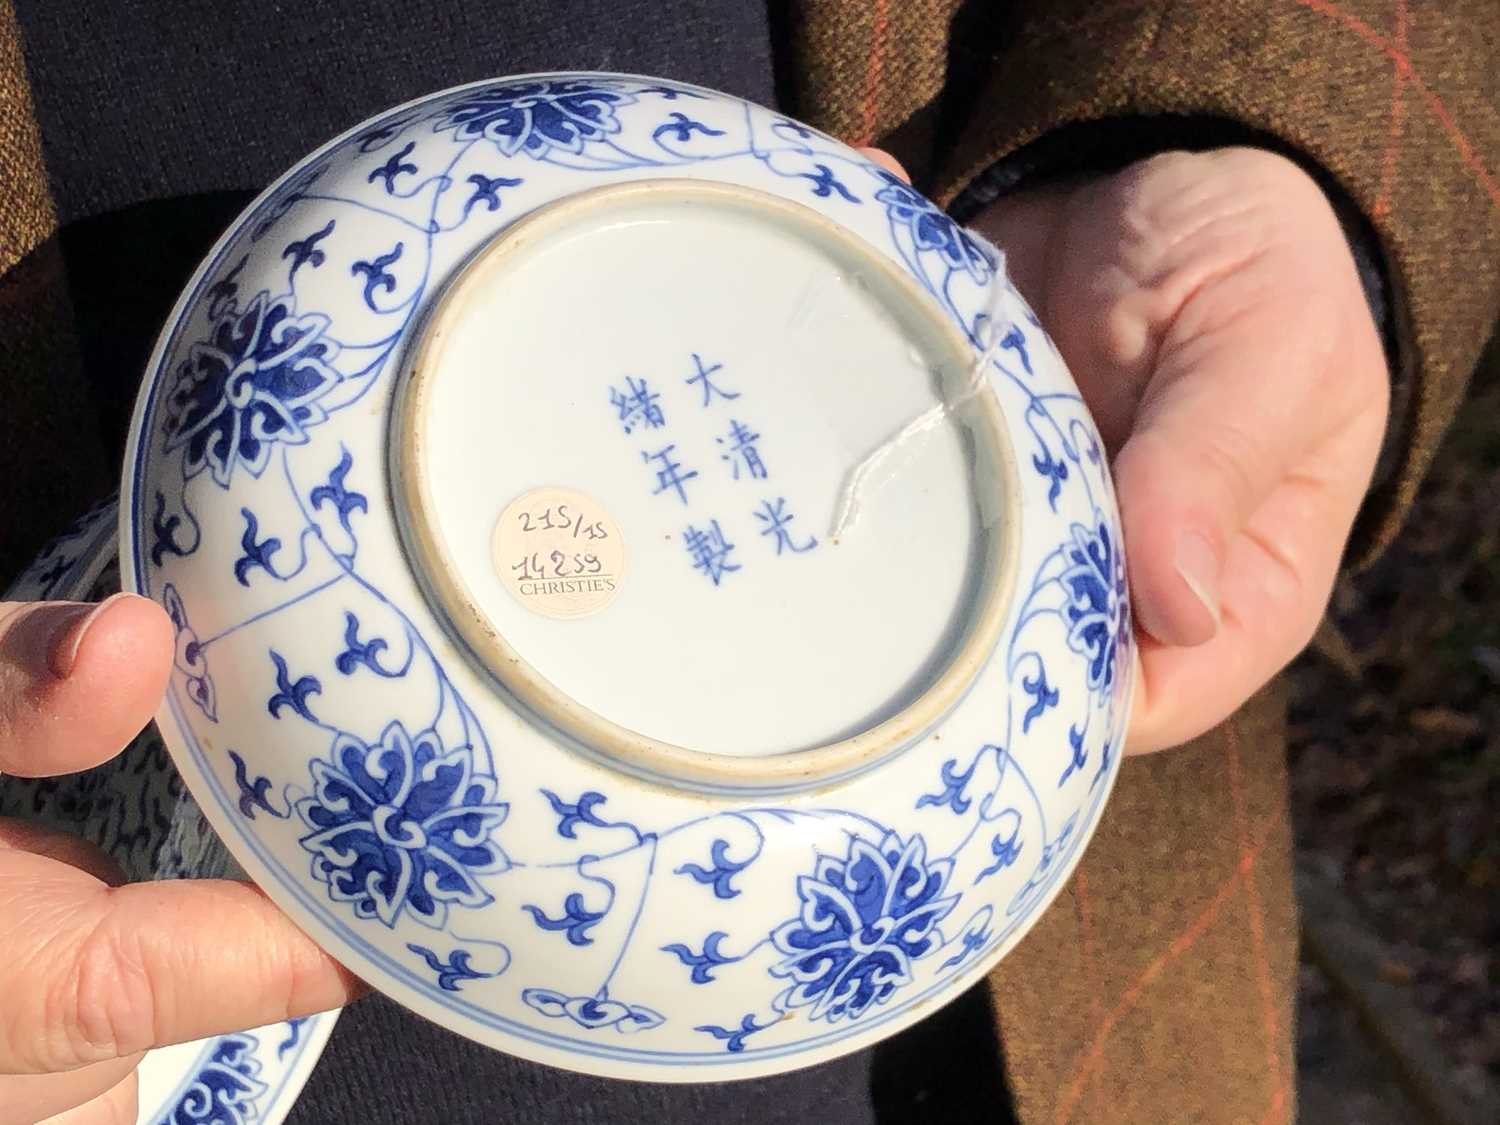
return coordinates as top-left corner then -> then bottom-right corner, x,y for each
511,551 -> 606,581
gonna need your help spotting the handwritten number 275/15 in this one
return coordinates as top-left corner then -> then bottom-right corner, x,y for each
511,551 -> 606,581
517,504 -> 609,540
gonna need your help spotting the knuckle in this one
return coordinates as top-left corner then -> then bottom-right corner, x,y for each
52,911 -> 158,1066
1097,284 -> 1175,377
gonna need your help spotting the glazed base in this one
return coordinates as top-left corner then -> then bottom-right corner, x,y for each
395,180 -> 1018,789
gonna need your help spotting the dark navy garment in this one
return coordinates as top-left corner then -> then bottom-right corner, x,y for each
11,2 -> 1017,1120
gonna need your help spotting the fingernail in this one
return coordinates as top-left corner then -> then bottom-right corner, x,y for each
49,592 -> 136,679
1174,531 -> 1222,630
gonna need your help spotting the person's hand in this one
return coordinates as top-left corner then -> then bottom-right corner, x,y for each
970,148 -> 1389,752
0,596 -> 361,1124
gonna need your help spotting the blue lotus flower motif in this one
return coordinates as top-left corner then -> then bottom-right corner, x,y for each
872,171 -> 994,284
162,291 -> 342,486
296,722 -> 508,928
521,988 -> 664,1034
771,830 -> 957,1024
437,80 -> 635,158
1061,521 -> 1130,693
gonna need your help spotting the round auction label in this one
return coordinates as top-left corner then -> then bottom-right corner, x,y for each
492,488 -> 625,620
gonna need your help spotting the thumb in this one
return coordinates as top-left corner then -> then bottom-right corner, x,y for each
1113,256 -> 1357,648
0,595 -> 173,776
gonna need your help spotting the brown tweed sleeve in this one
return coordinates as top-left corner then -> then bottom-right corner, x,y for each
793,0 -> 1500,566
0,0 -> 50,275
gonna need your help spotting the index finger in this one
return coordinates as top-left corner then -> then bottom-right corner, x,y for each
0,847 -> 362,1075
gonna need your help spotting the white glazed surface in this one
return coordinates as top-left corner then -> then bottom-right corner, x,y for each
407,183 -> 996,758
119,73 -> 1133,1080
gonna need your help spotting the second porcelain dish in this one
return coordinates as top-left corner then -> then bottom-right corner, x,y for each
120,73 -> 1133,1080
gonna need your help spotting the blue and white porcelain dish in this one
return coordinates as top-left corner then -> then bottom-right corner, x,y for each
117,72 -> 1134,1080
132,1012 -> 338,1125
4,513 -> 342,1125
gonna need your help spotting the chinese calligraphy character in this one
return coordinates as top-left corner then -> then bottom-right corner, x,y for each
685,352 -> 739,406
754,498 -> 817,555
608,375 -> 665,433
716,419 -> 768,480
642,444 -> 699,504
683,520 -> 740,585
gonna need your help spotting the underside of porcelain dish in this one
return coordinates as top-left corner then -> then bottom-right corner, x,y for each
121,73 -> 1133,1080
394,178 -> 1019,790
